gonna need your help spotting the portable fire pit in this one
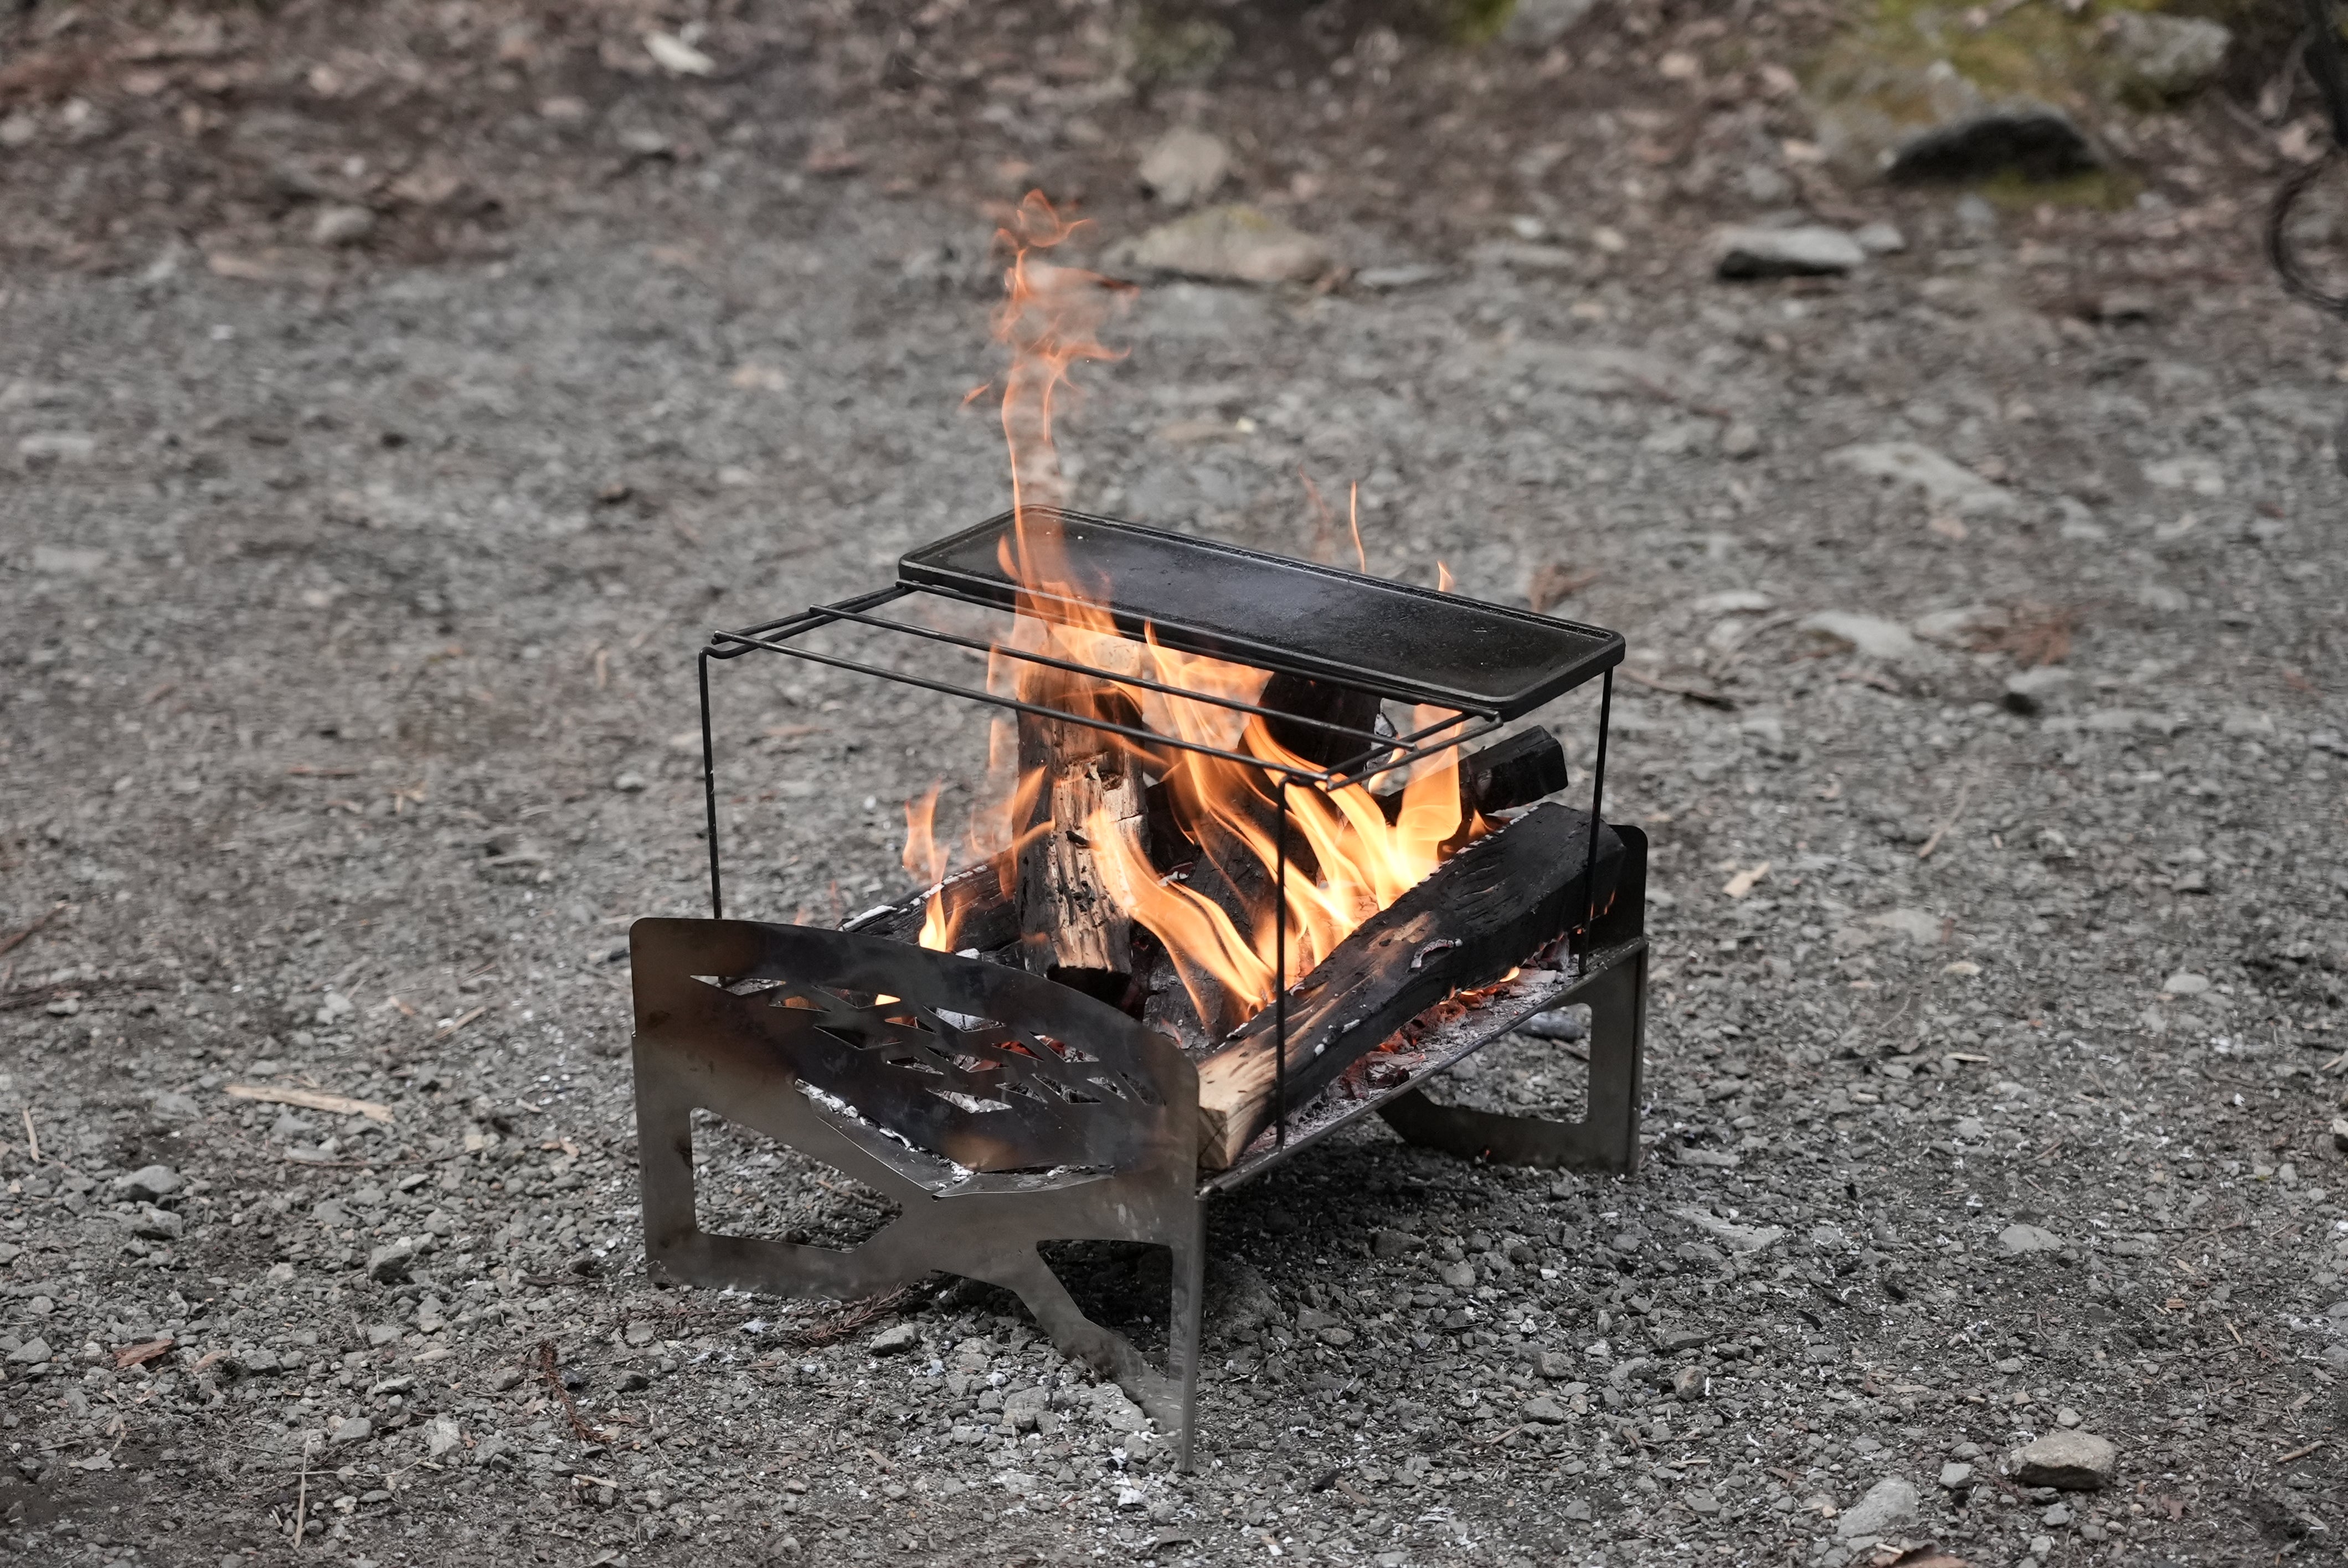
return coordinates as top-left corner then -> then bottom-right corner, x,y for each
628,507 -> 1648,1466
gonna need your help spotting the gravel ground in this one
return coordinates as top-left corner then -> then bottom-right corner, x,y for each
6,4 -> 2348,1566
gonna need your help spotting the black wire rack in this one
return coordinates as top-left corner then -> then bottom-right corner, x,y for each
692,507 -> 1625,1149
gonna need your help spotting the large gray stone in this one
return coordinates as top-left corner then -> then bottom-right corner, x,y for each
1830,441 -> 2015,518
1711,224 -> 1866,280
2008,1430 -> 2117,1489
1108,205 -> 1335,285
1837,1476 -> 1919,1541
2106,12 -> 2230,102
1998,1223 -> 2066,1256
1811,59 -> 2098,183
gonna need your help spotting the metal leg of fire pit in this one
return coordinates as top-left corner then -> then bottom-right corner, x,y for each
630,917 -> 1205,1467
1374,936 -> 1647,1174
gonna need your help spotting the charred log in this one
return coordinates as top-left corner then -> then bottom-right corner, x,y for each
1192,802 -> 1621,1170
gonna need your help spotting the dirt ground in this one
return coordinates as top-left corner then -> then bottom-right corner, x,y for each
4,2 -> 2348,1566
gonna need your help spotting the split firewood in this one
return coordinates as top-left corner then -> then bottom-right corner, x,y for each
842,862 -> 1017,953
1192,802 -> 1621,1170
1015,674 -> 1146,1007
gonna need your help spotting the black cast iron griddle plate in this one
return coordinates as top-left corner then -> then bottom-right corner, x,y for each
899,509 -> 1623,719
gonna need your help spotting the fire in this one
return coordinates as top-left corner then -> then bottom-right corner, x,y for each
893,192 -> 1487,1036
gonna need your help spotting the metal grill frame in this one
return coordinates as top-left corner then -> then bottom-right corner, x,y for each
638,512 -> 1649,1469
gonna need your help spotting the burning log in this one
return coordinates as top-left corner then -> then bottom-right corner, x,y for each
862,728 -> 1572,967
843,863 -> 1017,953
1192,801 -> 1620,1170
1373,725 -> 1565,824
1015,675 -> 1147,1006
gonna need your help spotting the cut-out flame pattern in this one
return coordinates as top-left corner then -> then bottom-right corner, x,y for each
898,192 -> 1484,1032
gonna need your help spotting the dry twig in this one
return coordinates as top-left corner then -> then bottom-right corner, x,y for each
538,1340 -> 609,1446
0,902 -> 65,959
789,1285 -> 918,1347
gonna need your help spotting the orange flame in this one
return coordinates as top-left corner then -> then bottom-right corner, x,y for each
893,191 -> 1488,1037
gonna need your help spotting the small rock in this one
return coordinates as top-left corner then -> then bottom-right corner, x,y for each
2002,667 -> 2074,716
1652,1323 -> 1711,1354
1371,1227 -> 1422,1260
329,1416 -> 373,1447
2160,972 -> 2210,997
310,204 -> 376,247
2043,1502 -> 2073,1526
1892,104 -> 2097,183
1852,221 -> 1908,255
1353,263 -> 1446,291
1518,1009 -> 1586,1042
488,1364 -> 526,1392
1002,1386 -> 1048,1432
115,1165 -> 184,1203
1136,127 -> 1229,208
1672,1208 -> 1784,1255
1090,1384 -> 1150,1436
1997,1223 -> 2064,1257
367,1241 -> 416,1284
613,771 -> 649,793
1439,1260 -> 1476,1290
1534,1349 -> 1575,1379
624,1321 -> 658,1348
644,30 -> 715,76
1836,1477 -> 1919,1541
1798,611 -> 1930,665
869,1322 -> 918,1355
7,1337 -> 52,1365
1721,422 -> 1762,459
2331,1117 -> 2348,1153
130,1205 -> 184,1241
1521,1395 -> 1569,1424
1830,441 -> 2014,518
1939,1461 -> 1975,1489
424,1416 -> 462,1458
2105,12 -> 2231,102
1711,224 -> 1865,280
1108,204 -> 1335,285
1670,1366 -> 1707,1401
2007,1430 -> 2117,1490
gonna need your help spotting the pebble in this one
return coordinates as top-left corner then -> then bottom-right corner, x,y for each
329,1416 -> 373,1446
2007,1430 -> 2118,1490
2160,972 -> 2210,996
2002,667 -> 2074,716
1939,1461 -> 1975,1489
1796,611 -> 1930,666
7,1337 -> 52,1365
114,1165 -> 184,1203
1517,1009 -> 1586,1041
1997,1223 -> 2065,1256
1136,127 -> 1230,208
1829,441 -> 2015,518
1835,1476 -> 1918,1541
310,204 -> 376,247
1709,224 -> 1865,280
1852,221 -> 1907,255
367,1241 -> 416,1284
869,1322 -> 919,1354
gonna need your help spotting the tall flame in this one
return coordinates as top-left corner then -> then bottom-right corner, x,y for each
895,192 -> 1490,1037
